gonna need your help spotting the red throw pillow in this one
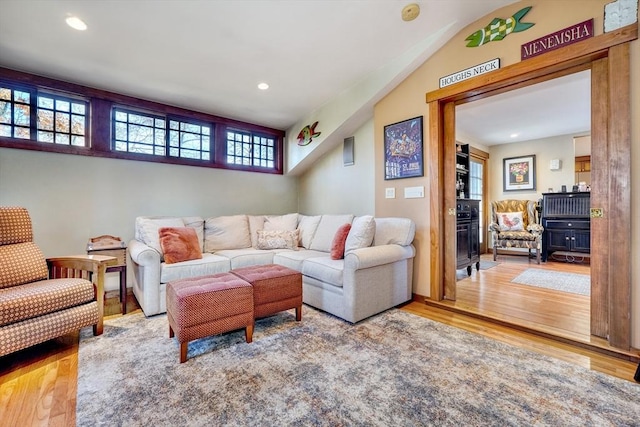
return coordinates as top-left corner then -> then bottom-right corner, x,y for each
330,223 -> 352,260
158,227 -> 202,264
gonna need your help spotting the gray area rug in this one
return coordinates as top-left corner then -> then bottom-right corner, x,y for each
479,260 -> 499,270
512,268 -> 590,296
77,306 -> 639,426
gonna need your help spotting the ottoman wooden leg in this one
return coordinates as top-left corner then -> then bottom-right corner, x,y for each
245,323 -> 254,343
169,325 -> 174,338
180,342 -> 188,363
296,305 -> 302,321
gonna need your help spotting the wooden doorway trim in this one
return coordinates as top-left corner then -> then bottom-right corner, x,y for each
426,24 -> 637,350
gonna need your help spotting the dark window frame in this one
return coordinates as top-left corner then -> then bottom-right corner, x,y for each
0,67 -> 285,174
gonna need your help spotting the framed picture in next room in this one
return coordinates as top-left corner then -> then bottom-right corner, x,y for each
384,116 -> 423,180
503,154 -> 536,191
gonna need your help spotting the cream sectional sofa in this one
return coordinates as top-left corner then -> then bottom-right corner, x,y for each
128,213 -> 416,323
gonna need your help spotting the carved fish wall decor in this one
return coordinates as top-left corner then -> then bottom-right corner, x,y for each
465,6 -> 534,47
297,121 -> 321,146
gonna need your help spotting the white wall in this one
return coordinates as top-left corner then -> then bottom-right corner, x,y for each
0,147 -> 298,289
298,119 -> 375,215
488,134 -> 576,203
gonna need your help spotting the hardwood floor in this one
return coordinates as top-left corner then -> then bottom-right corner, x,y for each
1,284 -> 638,426
433,253 -> 639,359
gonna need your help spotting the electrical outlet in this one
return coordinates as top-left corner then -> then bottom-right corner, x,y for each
385,188 -> 395,199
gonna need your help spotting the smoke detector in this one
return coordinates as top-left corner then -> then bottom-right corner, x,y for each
401,3 -> 420,22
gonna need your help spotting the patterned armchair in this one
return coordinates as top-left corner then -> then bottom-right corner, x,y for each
490,200 -> 543,264
0,207 -> 115,357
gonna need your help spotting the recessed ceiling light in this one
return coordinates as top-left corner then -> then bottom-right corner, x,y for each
257,82 -> 269,90
401,3 -> 420,22
66,16 -> 87,31
510,133 -> 519,138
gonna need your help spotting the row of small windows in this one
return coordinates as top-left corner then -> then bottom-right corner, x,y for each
0,84 -> 277,170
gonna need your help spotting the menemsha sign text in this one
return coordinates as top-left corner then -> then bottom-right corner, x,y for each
521,19 -> 594,60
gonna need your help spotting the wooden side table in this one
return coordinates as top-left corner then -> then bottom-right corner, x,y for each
87,237 -> 128,314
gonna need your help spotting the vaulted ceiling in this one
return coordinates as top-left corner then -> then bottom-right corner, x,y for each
0,0 -> 516,132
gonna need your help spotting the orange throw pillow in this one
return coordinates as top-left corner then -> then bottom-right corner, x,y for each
158,227 -> 202,264
330,223 -> 352,260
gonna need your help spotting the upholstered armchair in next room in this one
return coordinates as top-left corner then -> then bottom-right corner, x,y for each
0,206 -> 115,357
490,200 -> 543,264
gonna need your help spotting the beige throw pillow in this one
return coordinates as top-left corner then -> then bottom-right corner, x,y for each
256,229 -> 299,250
345,215 -> 376,253
204,215 -> 251,252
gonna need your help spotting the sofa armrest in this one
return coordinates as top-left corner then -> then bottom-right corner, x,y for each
345,244 -> 415,270
128,239 -> 161,266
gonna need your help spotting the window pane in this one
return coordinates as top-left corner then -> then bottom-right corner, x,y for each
0,101 -> 10,123
71,135 -> 85,146
15,90 -> 30,103
14,105 -> 30,126
129,113 -> 153,127
115,111 -> 127,122
38,96 -> 54,109
129,124 -> 153,143
55,112 -> 70,132
55,133 -> 69,145
71,114 -> 85,134
37,109 -> 54,130
71,103 -> 85,114
55,99 -> 70,112
38,130 -> 54,142
0,88 -> 10,101
14,127 -> 30,139
115,122 -> 127,140
0,124 -> 11,136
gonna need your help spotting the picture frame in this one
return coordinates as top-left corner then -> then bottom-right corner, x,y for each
384,116 -> 423,180
503,154 -> 536,191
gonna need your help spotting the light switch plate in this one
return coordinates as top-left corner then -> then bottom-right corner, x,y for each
385,188 -> 396,199
404,186 -> 424,198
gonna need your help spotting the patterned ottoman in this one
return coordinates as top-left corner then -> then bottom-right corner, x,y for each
231,264 -> 303,321
166,273 -> 254,363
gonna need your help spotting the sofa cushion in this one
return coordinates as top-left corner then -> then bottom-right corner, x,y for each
297,215 -> 321,249
263,213 -> 298,231
137,217 -> 185,254
345,215 -> 376,254
248,215 -> 266,248
256,230 -> 299,250
302,257 -> 344,288
159,227 -> 203,264
204,215 -> 251,252
309,214 -> 354,252
373,217 -> 416,247
273,249 -> 327,271
161,253 -> 230,283
214,248 -> 280,269
330,224 -> 351,260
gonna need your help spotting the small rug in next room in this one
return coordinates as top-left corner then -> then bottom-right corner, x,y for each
511,268 -> 590,296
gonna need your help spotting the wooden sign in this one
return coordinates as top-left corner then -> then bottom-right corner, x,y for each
521,19 -> 594,60
439,58 -> 500,88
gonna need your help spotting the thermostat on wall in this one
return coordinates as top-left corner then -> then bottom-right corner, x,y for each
549,159 -> 562,170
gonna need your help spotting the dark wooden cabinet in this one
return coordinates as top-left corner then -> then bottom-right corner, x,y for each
456,199 -> 480,275
541,192 -> 590,262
